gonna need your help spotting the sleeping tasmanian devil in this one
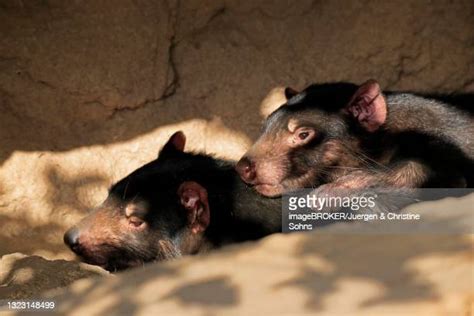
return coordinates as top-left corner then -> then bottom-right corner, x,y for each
64,132 -> 281,271
237,79 -> 474,197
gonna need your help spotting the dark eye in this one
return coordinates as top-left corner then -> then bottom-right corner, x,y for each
128,216 -> 145,228
298,132 -> 310,140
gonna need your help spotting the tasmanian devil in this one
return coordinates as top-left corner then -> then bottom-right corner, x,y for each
236,79 -> 474,197
64,131 -> 281,271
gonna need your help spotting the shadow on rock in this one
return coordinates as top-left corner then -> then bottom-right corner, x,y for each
0,253 -> 106,300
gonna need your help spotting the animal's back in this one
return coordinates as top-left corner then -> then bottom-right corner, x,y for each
386,93 -> 474,159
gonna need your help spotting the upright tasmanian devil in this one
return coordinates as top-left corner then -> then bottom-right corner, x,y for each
236,79 -> 473,197
64,131 -> 281,271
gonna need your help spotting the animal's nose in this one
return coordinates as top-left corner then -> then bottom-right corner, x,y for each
236,156 -> 256,184
64,227 -> 81,251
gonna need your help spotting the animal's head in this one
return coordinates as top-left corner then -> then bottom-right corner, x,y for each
236,80 -> 387,196
64,132 -> 214,271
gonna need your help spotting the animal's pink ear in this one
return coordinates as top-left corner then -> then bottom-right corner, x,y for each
177,181 -> 210,234
160,131 -> 186,155
346,80 -> 387,132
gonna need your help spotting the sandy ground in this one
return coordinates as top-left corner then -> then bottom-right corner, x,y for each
0,0 -> 473,314
2,195 -> 469,315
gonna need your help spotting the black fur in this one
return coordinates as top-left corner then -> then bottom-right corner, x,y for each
66,147 -> 282,271
263,82 -> 473,188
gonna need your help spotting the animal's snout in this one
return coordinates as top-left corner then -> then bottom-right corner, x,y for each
64,227 -> 81,252
236,156 -> 256,184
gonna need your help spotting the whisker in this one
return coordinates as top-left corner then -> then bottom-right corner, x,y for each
325,166 -> 365,170
339,142 -> 392,172
122,180 -> 130,200
130,193 -> 139,204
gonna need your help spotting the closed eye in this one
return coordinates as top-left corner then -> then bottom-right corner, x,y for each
128,216 -> 145,228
